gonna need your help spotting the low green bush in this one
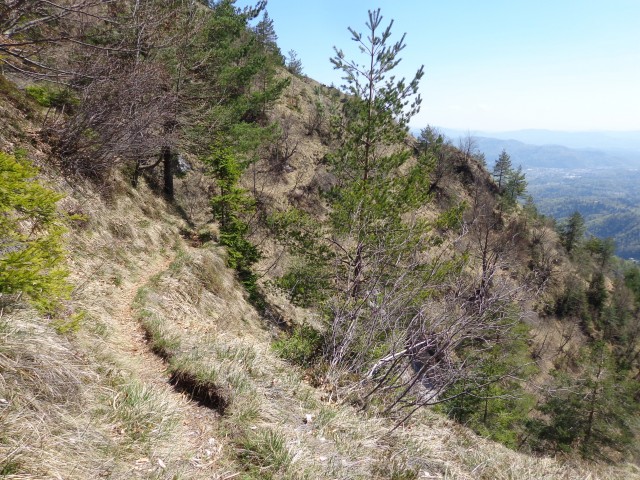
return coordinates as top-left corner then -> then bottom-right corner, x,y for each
272,324 -> 323,367
25,84 -> 78,110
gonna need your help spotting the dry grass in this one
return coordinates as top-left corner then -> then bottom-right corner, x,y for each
1,174 -> 234,479
2,73 -> 639,480
128,239 -> 640,480
0,311 -> 109,479
2,175 -> 637,479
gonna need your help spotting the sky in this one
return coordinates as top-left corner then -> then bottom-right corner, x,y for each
236,0 -> 640,133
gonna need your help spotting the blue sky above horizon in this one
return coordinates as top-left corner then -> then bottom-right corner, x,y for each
236,0 -> 640,132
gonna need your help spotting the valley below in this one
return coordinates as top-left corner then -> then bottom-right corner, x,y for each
527,166 -> 640,260
443,129 -> 640,260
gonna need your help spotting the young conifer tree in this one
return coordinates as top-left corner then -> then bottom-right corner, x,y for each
0,152 -> 69,312
272,10 -> 536,423
560,211 -> 586,253
493,149 -> 512,192
326,8 -> 431,371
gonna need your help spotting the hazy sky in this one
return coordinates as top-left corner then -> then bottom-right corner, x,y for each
236,0 -> 640,132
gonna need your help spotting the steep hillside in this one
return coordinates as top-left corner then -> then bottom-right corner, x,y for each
2,2 -> 640,479
437,129 -> 640,259
0,71 -> 638,480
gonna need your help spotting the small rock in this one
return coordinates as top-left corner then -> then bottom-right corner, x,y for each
304,413 -> 313,424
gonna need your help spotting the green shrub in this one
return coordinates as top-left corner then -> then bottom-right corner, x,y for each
0,151 -> 69,312
275,259 -> 330,308
439,321 -> 536,449
528,342 -> 638,459
555,277 -> 589,320
273,324 -> 323,367
25,84 -> 78,110
51,309 -> 87,335
205,146 -> 263,307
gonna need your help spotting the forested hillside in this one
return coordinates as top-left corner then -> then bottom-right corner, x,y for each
437,131 -> 640,259
1,1 -> 639,479
526,167 -> 640,260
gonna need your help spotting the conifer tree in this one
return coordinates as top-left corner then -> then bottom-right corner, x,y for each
149,0 -> 287,302
206,145 -> 260,297
503,165 -> 527,205
0,152 -> 69,312
443,322 -> 535,449
254,11 -> 281,58
493,149 -> 512,192
270,10 -> 536,424
326,9 -> 428,369
531,342 -> 638,459
285,50 -> 303,75
181,0 -> 287,147
560,211 -> 586,253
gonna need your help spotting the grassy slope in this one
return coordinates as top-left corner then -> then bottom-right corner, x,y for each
1,75 -> 639,479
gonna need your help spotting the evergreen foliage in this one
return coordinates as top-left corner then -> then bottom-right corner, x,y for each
3,0 -> 640,466
326,9 -> 430,368
416,126 -> 452,193
493,149 -> 512,191
254,11 -> 282,59
587,271 -> 608,315
442,321 -> 536,449
623,263 -> 640,307
181,1 -> 286,304
530,342 -> 638,459
492,149 -> 527,206
503,165 -> 527,205
559,211 -> 586,253
0,152 -> 69,312
272,324 -> 324,367
25,85 -> 78,110
267,207 -> 333,307
181,0 -> 288,141
205,146 -> 261,301
555,277 -> 589,321
585,236 -> 616,268
285,50 -> 303,76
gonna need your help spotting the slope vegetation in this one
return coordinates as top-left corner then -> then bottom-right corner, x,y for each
0,74 -> 638,480
1,1 -> 640,478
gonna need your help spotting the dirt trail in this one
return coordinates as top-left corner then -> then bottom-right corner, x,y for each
115,255 -> 174,367
111,250 -> 228,475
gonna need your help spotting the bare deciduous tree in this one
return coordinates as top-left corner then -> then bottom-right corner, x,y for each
353,186 -> 536,426
3,0 -> 192,191
269,114 -> 299,173
1,0 -> 119,81
44,60 -> 176,181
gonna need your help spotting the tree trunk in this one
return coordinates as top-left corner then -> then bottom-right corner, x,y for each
163,146 -> 173,198
132,160 -> 141,187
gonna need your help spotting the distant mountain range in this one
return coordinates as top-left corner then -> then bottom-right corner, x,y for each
437,128 -> 640,152
410,128 -> 640,170
469,137 -> 639,169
